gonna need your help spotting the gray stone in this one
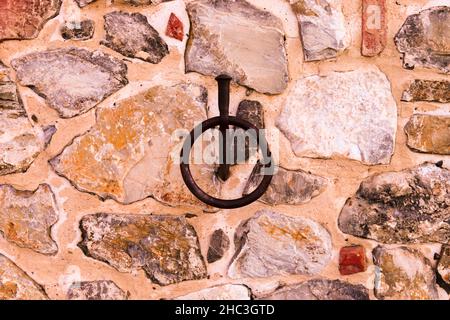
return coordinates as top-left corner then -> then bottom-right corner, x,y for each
0,254 -> 48,300
67,280 -> 128,300
185,0 -> 288,94
236,100 -> 264,129
395,6 -> 450,73
11,48 -> 128,118
290,0 -> 349,61
102,11 -> 168,64
438,245 -> 450,286
229,210 -> 332,278
78,213 -> 207,286
0,184 -> 59,255
61,20 -> 95,40
404,114 -> 450,155
276,68 -> 397,165
0,63 -> 56,175
50,83 -> 219,211
373,246 -> 440,300
0,0 -> 61,42
207,229 -> 230,263
174,284 -> 251,300
402,80 -> 450,103
243,164 -> 327,205
258,279 -> 369,300
74,0 -> 96,7
339,162 -> 450,244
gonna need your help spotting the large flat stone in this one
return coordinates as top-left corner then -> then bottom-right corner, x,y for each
185,0 -> 288,94
78,213 -> 207,286
11,48 -> 128,118
402,80 -> 450,103
404,114 -> 450,155
0,184 -> 58,255
373,246 -> 440,300
0,0 -> 61,42
243,164 -> 327,205
50,83 -> 219,210
67,280 -> 128,300
0,254 -> 48,300
276,68 -> 397,165
290,0 -> 349,61
395,6 -> 450,73
229,210 -> 332,278
339,162 -> 450,244
174,284 -> 251,300
258,279 -> 369,300
0,62 -> 55,176
102,11 -> 168,64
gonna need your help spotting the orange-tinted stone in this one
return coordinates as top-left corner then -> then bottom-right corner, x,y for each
339,245 -> 367,275
362,0 -> 387,57
165,13 -> 184,41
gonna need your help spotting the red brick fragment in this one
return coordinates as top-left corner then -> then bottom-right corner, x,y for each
166,13 -> 184,41
339,245 -> 367,275
362,0 -> 387,57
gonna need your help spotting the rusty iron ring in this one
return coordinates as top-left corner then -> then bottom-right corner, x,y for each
180,116 -> 274,209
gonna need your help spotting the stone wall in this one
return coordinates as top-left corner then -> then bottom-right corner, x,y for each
0,0 -> 449,300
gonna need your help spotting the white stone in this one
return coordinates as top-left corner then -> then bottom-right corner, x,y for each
174,284 -> 251,300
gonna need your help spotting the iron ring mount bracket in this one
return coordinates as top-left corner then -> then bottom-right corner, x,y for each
180,75 -> 274,209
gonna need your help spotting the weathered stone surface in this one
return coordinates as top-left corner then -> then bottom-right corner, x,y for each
237,100 -> 264,130
67,280 -> 128,300
438,246 -> 450,285
258,279 -> 369,300
404,114 -> 450,155
74,0 -> 96,7
79,213 -> 207,286
207,229 -> 230,263
395,6 -> 450,73
277,68 -> 397,165
185,0 -> 288,94
0,184 -> 58,255
229,210 -> 332,278
362,0 -> 387,57
402,80 -> 450,103
0,0 -> 61,42
174,284 -> 251,300
0,63 -> 55,176
61,20 -> 95,40
373,246 -> 440,300
50,83 -> 219,210
11,48 -> 128,118
339,245 -> 367,275
243,164 -> 327,205
0,254 -> 48,300
102,11 -> 169,64
290,0 -> 349,61
166,13 -> 184,41
121,0 -> 171,5
339,162 -> 450,244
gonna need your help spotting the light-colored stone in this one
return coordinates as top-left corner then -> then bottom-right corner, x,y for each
0,184 -> 59,255
395,6 -> 450,73
404,114 -> 450,155
229,209 -> 332,278
438,246 -> 450,285
0,0 -> 61,42
102,11 -> 169,64
11,48 -> 128,118
0,254 -> 48,300
0,63 -> 55,176
339,162 -> 450,244
67,280 -> 128,300
373,246 -> 440,300
258,279 -> 369,300
402,80 -> 450,103
185,0 -> 288,94
50,83 -> 219,210
276,68 -> 397,165
243,164 -> 327,205
78,213 -> 207,286
174,284 -> 251,300
290,0 -> 350,61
